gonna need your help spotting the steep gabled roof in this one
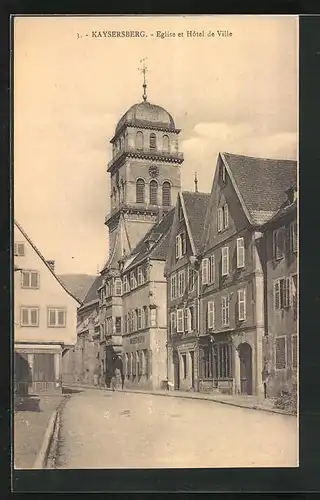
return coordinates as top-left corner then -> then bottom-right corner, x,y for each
181,191 -> 211,252
125,209 -> 175,270
14,220 -> 81,305
80,275 -> 102,308
265,199 -> 297,227
221,152 -> 297,225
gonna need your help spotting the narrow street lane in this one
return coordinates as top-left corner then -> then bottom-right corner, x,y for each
56,388 -> 297,469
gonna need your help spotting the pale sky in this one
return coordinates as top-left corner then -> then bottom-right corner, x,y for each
14,15 -> 298,275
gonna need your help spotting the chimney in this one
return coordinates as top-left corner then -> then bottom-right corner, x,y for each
46,260 -> 55,272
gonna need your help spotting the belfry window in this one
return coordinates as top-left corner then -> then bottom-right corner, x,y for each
163,135 -> 169,152
149,133 -> 157,150
136,178 -> 145,203
149,180 -> 158,205
162,181 -> 171,206
136,131 -> 143,151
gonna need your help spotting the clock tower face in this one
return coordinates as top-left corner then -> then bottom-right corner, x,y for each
149,165 -> 159,178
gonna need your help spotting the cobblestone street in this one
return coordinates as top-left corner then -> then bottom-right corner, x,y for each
56,388 -> 297,469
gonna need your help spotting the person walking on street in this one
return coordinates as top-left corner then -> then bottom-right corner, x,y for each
262,359 -> 270,399
111,371 -> 117,391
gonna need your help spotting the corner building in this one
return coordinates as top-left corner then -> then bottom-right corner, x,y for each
99,89 -> 184,387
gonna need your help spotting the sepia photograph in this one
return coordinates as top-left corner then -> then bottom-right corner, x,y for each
13,14 -> 298,471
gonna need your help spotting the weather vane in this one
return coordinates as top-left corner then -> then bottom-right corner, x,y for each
138,58 -> 148,102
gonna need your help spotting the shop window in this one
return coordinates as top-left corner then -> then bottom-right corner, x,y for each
213,343 -> 233,379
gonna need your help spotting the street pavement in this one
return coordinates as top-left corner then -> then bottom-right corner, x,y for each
56,387 -> 298,469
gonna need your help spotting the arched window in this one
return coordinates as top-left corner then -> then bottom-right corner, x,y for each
136,178 -> 145,203
163,135 -> 169,152
136,131 -> 143,151
149,180 -> 158,205
162,181 -> 171,206
149,133 -> 157,150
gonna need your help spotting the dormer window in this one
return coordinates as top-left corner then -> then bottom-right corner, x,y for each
150,133 -> 157,150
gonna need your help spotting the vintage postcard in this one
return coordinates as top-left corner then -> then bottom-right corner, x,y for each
13,15 -> 298,471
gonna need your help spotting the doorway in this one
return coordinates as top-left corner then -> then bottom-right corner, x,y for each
190,351 -> 195,389
238,342 -> 253,395
172,349 -> 180,390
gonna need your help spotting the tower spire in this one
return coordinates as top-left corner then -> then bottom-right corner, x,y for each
194,171 -> 198,193
138,58 -> 148,102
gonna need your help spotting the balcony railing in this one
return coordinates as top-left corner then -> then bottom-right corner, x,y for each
108,144 -> 184,170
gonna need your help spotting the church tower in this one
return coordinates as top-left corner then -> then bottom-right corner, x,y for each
103,60 -> 184,270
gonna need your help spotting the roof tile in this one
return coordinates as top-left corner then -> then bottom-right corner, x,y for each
223,152 -> 297,221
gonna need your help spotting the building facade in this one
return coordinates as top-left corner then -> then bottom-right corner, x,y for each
99,85 -> 184,383
165,191 -> 210,392
198,153 -> 297,396
62,276 -> 101,386
14,220 -> 80,395
165,153 -> 297,397
263,188 -> 298,397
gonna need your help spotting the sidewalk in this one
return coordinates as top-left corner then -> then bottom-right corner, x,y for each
14,394 -> 66,469
64,383 -> 296,416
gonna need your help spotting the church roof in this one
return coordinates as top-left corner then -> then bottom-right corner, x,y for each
114,101 -> 176,137
80,275 -> 102,308
125,209 -> 175,270
221,152 -> 297,225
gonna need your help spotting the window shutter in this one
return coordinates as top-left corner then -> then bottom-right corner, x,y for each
202,258 -> 209,284
181,232 -> 186,254
275,337 -> 286,369
222,246 -> 229,276
184,309 -> 189,332
209,255 -> 215,283
217,208 -> 223,232
223,204 -> 229,228
238,289 -> 246,321
208,301 -> 215,329
236,238 -> 245,268
274,280 -> 280,309
176,235 -> 182,259
177,309 -> 184,332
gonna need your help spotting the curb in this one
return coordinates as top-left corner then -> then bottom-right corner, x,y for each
63,384 -> 296,417
32,396 -> 69,469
